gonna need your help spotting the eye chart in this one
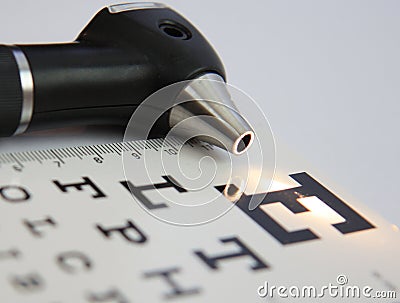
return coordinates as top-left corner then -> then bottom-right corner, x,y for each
0,138 -> 398,303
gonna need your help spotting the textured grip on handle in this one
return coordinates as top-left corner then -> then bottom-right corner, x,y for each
0,45 -> 23,136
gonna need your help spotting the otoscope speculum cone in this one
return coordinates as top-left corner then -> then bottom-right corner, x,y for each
169,73 -> 254,155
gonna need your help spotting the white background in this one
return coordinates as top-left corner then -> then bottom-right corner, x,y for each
0,0 -> 398,225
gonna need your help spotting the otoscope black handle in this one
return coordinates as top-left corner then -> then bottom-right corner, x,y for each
0,3 -> 225,136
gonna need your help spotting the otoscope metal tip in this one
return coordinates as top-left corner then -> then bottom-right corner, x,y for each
233,130 -> 254,155
169,73 -> 254,155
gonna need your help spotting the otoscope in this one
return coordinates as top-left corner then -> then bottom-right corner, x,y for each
0,2 -> 254,154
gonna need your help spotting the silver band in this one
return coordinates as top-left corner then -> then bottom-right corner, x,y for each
10,46 -> 34,135
108,2 -> 167,14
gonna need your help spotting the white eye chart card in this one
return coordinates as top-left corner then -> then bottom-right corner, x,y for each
0,139 -> 398,303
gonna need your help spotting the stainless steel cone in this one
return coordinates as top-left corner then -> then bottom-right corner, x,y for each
169,73 -> 254,155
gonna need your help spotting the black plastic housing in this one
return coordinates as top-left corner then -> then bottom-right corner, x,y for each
0,46 -> 23,136
0,6 -> 225,135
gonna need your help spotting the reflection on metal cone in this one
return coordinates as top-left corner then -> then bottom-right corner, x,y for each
169,73 -> 254,155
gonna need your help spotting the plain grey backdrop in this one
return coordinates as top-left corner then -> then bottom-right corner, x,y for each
0,0 -> 398,225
